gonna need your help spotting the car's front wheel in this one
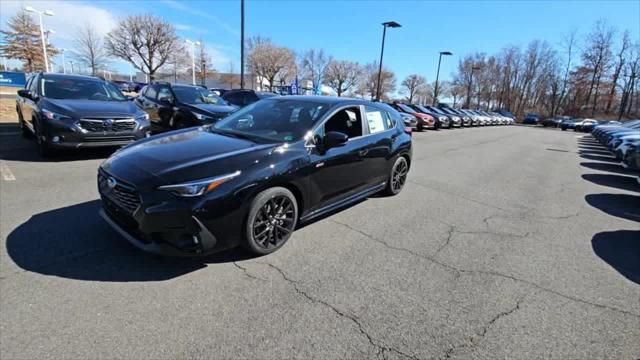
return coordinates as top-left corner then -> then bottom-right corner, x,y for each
34,121 -> 52,157
243,187 -> 298,255
384,156 -> 409,196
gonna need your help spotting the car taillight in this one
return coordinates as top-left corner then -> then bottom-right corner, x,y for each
404,127 -> 412,136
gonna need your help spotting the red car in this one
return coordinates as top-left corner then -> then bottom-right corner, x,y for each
388,102 -> 435,131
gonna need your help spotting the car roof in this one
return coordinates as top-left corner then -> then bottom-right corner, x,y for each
41,73 -> 102,82
275,95 -> 373,106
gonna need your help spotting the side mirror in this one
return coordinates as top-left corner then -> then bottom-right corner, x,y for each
323,131 -> 349,148
18,89 -> 32,100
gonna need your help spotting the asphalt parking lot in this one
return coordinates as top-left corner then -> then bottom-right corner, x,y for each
1,123 -> 638,359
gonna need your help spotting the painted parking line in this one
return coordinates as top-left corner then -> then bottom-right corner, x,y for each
0,132 -> 22,136
0,161 -> 16,181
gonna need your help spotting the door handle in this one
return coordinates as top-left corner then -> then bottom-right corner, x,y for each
358,149 -> 369,156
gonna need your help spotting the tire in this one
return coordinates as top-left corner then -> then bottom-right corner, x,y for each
384,156 -> 409,196
243,187 -> 298,255
17,110 -> 29,138
34,121 -> 52,157
416,122 -> 424,132
561,128 -> 566,131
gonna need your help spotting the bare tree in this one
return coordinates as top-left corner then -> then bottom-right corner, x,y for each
73,23 -> 108,76
163,44 -> 190,83
247,38 -> 295,91
605,30 -> 630,113
323,60 -> 361,96
301,49 -> 332,94
363,61 -> 395,101
400,74 -> 427,103
581,19 -> 615,115
553,29 -> 578,116
196,40 -> 216,86
0,9 -> 59,72
105,14 -> 179,80
219,61 -> 240,89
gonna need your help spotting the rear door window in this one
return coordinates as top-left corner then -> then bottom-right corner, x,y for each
364,106 -> 392,134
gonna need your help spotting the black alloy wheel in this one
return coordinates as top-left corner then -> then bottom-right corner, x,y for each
17,111 -> 29,138
244,187 -> 298,255
385,156 -> 409,195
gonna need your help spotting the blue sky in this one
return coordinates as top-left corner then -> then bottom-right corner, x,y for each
1,0 -> 639,87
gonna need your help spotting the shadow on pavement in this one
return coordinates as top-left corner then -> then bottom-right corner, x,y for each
592,230 -> 640,285
579,153 -> 621,163
582,173 -> 640,192
580,162 -> 637,176
585,193 -> 640,222
6,200 -> 256,282
578,149 -> 615,156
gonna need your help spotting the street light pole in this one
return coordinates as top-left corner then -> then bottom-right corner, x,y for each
466,65 -> 481,108
61,49 -> 66,74
375,21 -> 401,101
186,39 -> 200,85
240,0 -> 245,89
433,51 -> 452,106
24,6 -> 54,72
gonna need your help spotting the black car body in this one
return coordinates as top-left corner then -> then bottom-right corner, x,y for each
425,105 -> 458,128
523,113 -> 540,125
136,83 -> 238,132
99,96 -> 412,256
16,73 -> 151,156
222,89 -> 278,108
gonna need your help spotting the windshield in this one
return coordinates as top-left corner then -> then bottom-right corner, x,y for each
397,104 -> 415,113
415,105 -> 430,113
212,99 -> 330,142
41,77 -> 126,101
173,86 -> 228,105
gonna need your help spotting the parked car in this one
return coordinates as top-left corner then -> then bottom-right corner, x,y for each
222,89 -> 279,107
111,80 -> 134,92
440,107 -> 470,127
622,144 -> 640,171
15,72 -> 151,156
209,88 -> 229,96
495,109 -> 516,120
98,96 -> 412,256
560,118 -> 579,131
131,82 -> 147,92
136,83 -> 237,131
387,103 -> 435,131
523,113 -> 540,125
425,105 -> 459,128
575,119 -> 598,132
410,104 -> 449,128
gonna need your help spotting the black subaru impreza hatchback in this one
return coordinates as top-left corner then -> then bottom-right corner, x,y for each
98,96 -> 412,256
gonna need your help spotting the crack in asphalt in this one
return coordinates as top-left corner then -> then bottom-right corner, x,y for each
407,180 -> 515,213
330,220 -> 640,319
441,293 -> 530,359
232,262 -> 266,281
256,261 -> 420,360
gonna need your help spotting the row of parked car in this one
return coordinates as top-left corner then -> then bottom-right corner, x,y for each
385,103 -> 515,130
591,120 -> 640,177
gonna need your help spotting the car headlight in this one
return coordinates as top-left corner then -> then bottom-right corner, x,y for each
401,114 -> 414,121
158,171 -> 241,197
193,112 -> 211,121
42,109 -> 72,121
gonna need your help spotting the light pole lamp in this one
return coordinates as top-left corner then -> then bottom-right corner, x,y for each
186,39 -> 200,85
24,6 -> 54,72
466,65 -> 481,108
433,51 -> 452,105
375,21 -> 401,101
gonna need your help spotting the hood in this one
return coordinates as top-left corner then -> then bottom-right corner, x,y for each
188,103 -> 238,115
413,112 -> 432,120
43,98 -> 141,118
101,128 -> 276,186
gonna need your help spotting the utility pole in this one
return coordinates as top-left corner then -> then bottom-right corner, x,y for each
240,0 -> 245,89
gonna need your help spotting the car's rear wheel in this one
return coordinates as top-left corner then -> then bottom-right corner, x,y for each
243,187 -> 298,255
384,156 -> 409,196
416,122 -> 424,131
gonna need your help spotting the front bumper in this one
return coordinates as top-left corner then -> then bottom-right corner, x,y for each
98,169 -> 245,256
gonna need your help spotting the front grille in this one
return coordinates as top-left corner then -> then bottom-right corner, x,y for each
85,136 -> 136,143
79,118 -> 137,133
98,171 -> 141,214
